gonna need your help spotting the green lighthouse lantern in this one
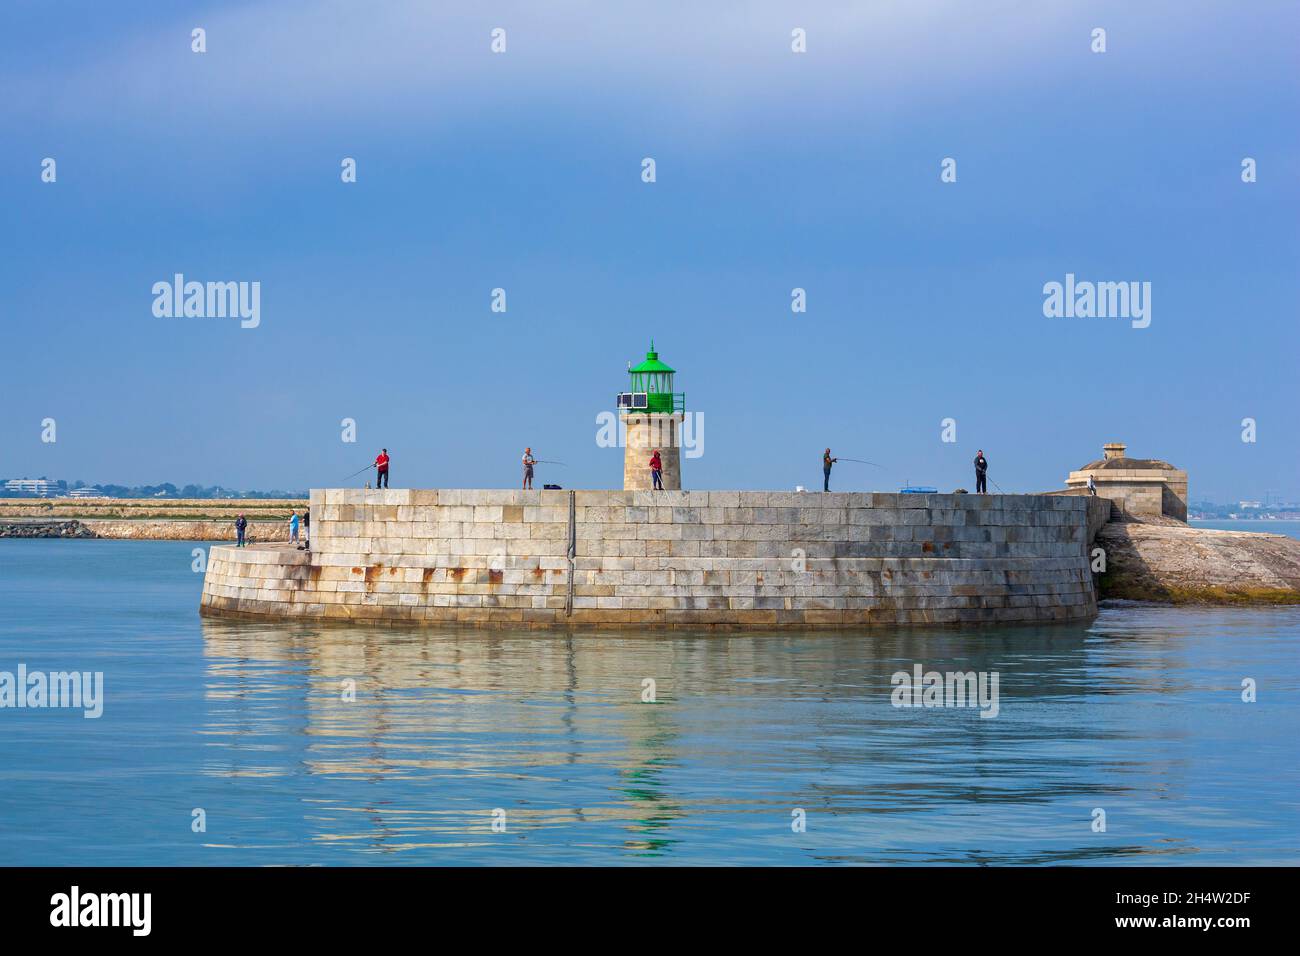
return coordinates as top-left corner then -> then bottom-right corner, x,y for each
619,340 -> 685,414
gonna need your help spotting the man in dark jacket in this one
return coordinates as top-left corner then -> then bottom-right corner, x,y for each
974,450 -> 988,494
235,514 -> 247,548
823,448 -> 837,492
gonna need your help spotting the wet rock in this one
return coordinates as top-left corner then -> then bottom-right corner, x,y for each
1098,517 -> 1300,605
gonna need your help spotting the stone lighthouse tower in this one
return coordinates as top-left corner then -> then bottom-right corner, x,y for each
618,341 -> 685,490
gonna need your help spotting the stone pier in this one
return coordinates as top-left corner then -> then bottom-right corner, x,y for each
199,489 -> 1099,629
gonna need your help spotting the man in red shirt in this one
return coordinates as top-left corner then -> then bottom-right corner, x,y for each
649,449 -> 663,490
374,449 -> 390,488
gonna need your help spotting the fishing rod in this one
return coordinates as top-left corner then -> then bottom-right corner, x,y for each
836,458 -> 884,468
533,459 -> 567,466
341,462 -> 374,481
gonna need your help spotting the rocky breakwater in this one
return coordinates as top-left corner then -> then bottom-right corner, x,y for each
1098,516 -> 1300,604
0,520 -> 97,538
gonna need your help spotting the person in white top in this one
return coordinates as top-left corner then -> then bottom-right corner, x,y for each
522,448 -> 536,490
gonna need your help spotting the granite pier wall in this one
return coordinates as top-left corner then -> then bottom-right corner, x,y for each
199,489 -> 1099,629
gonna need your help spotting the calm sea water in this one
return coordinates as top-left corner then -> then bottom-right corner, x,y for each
1191,519 -> 1300,538
1,539 -> 1297,866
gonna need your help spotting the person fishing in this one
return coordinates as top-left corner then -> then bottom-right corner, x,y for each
234,513 -> 247,548
302,508 -> 310,549
374,448 -> 390,489
288,509 -> 300,544
823,448 -> 838,492
522,447 -> 536,490
974,450 -> 988,495
650,449 -> 663,490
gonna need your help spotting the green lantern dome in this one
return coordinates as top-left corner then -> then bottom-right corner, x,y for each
629,340 -> 675,375
619,340 -> 685,414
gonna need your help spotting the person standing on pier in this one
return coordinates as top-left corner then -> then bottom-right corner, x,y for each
374,448 -> 390,489
1087,474 -> 1096,496
234,513 -> 247,548
522,448 -> 536,490
650,449 -> 663,490
302,508 -> 310,549
974,450 -> 989,494
289,510 -> 300,543
823,448 -> 838,492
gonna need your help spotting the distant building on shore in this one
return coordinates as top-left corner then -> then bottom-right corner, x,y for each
1066,442 -> 1188,521
2,478 -> 57,497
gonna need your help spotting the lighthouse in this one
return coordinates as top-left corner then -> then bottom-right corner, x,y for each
617,341 -> 685,490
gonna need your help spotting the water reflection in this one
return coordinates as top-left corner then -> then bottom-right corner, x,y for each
8,541 -> 1294,865
197,615 -> 1231,864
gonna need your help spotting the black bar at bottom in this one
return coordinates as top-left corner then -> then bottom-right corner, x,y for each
0,866 -> 1283,942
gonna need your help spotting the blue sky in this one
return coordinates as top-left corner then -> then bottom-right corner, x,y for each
2,1 -> 1296,501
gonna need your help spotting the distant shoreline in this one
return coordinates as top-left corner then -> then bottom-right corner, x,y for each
0,497 -> 307,541
1191,518 -> 1300,531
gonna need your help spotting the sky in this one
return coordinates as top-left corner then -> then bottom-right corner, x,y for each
2,0 -> 1297,502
